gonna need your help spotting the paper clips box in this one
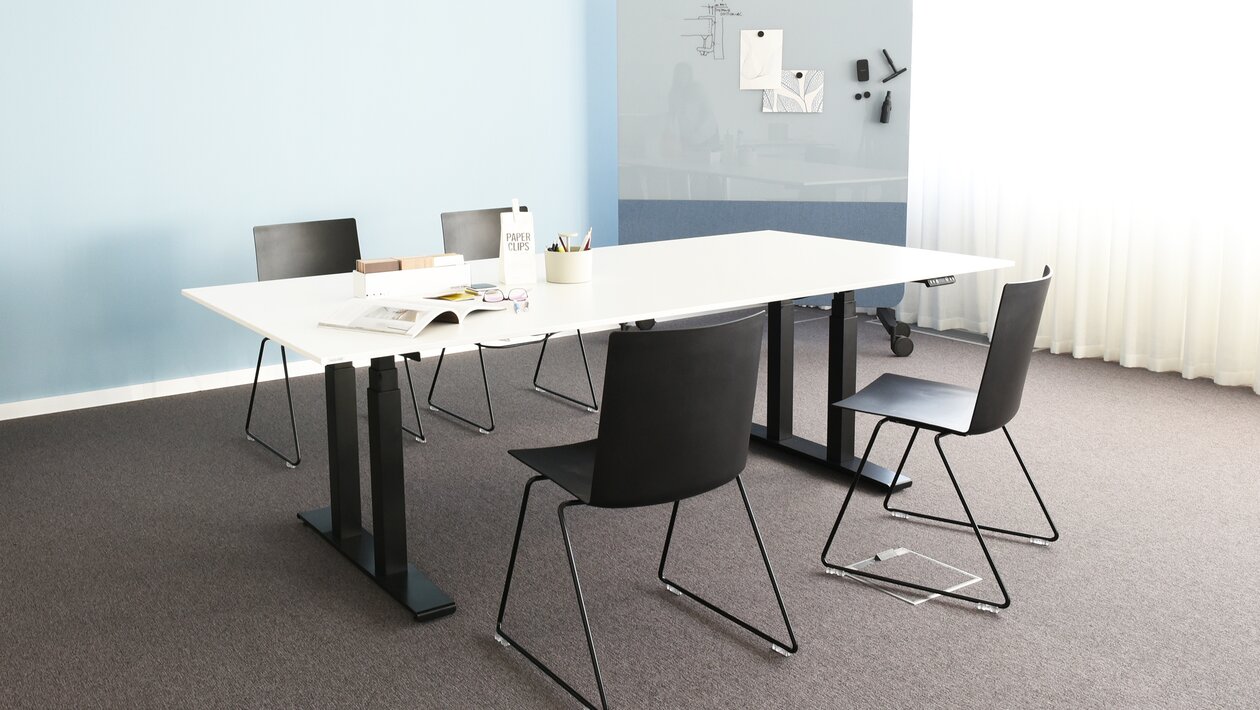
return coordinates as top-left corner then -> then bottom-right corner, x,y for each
353,263 -> 472,298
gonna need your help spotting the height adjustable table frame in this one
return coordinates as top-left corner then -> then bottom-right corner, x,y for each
296,358 -> 455,620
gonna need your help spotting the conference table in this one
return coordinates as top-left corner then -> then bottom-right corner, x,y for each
183,230 -> 1010,621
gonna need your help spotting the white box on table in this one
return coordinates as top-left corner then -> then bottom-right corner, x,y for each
352,264 -> 472,298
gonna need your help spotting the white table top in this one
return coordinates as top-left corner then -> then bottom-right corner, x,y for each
183,231 -> 1011,366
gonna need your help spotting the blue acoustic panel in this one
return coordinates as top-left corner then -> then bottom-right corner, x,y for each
618,200 -> 907,307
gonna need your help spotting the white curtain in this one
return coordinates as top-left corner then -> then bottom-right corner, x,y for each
900,1 -> 1260,393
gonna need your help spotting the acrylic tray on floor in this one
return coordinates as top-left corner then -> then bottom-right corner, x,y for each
841,547 -> 981,606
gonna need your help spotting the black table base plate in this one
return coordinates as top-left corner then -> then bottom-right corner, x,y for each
298,506 -> 456,622
750,424 -> 912,491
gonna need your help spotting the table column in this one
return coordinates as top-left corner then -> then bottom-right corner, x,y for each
750,294 -> 911,491
298,357 -> 456,621
325,362 -> 360,539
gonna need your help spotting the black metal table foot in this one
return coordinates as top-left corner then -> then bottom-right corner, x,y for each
749,423 -> 912,491
298,507 -> 456,621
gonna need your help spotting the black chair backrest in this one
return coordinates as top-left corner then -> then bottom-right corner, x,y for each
590,313 -> 765,508
968,266 -> 1052,435
252,218 -> 361,282
439,206 -> 528,260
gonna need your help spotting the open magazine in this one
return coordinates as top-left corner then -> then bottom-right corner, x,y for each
318,297 -> 505,338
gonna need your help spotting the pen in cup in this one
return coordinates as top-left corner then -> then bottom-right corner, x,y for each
549,230 -> 592,252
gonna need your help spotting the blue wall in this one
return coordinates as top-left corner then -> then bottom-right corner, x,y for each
586,0 -> 619,246
0,0 -> 618,404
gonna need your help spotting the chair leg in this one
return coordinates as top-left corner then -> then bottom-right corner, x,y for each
532,332 -> 600,413
426,346 -> 496,433
1002,426 -> 1060,543
881,425 -> 1058,544
400,356 -> 427,443
822,424 -> 1012,611
658,476 -> 798,655
495,483 -> 608,710
557,500 -> 610,709
244,337 -> 300,468
819,417 -> 890,569
495,476 -> 545,636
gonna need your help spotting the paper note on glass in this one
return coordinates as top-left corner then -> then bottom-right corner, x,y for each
739,30 -> 783,90
762,70 -> 825,113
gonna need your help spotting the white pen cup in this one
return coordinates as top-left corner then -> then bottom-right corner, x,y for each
545,249 -> 593,284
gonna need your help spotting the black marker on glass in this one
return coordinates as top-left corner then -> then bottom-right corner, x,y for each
880,91 -> 892,123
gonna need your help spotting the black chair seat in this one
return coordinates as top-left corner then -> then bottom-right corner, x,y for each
509,440 -> 598,503
836,373 -> 976,434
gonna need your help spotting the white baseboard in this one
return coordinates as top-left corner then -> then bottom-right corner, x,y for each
0,342 -> 480,422
0,322 -> 671,423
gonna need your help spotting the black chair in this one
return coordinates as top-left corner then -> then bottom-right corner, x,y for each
495,313 -> 797,709
246,218 -> 428,466
820,266 -> 1057,612
424,206 -> 599,434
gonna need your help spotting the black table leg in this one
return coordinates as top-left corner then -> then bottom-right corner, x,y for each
751,293 -> 911,491
368,356 -> 409,578
298,358 -> 456,621
325,362 -> 360,538
766,300 -> 793,441
827,291 -> 857,464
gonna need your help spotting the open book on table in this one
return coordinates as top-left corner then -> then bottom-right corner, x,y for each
318,297 -> 506,338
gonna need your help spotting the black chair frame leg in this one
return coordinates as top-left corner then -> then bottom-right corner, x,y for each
427,345 -> 496,433
244,337 -> 300,468
658,476 -> 798,655
401,356 -> 427,443
495,478 -> 608,709
882,425 -> 1058,543
821,418 -> 1012,610
532,331 -> 600,413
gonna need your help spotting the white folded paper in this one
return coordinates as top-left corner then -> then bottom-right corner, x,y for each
739,29 -> 783,90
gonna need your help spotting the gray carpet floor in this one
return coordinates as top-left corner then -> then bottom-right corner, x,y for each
2,308 -> 1258,709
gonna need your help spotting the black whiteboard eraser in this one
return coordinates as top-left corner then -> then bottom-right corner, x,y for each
857,59 -> 870,82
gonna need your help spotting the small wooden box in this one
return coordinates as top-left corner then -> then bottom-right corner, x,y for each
356,258 -> 401,274
395,256 -> 434,270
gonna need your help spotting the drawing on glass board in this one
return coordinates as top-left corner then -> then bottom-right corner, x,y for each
762,70 -> 824,113
682,3 -> 741,59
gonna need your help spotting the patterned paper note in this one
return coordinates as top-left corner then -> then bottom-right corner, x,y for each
762,70 -> 824,113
